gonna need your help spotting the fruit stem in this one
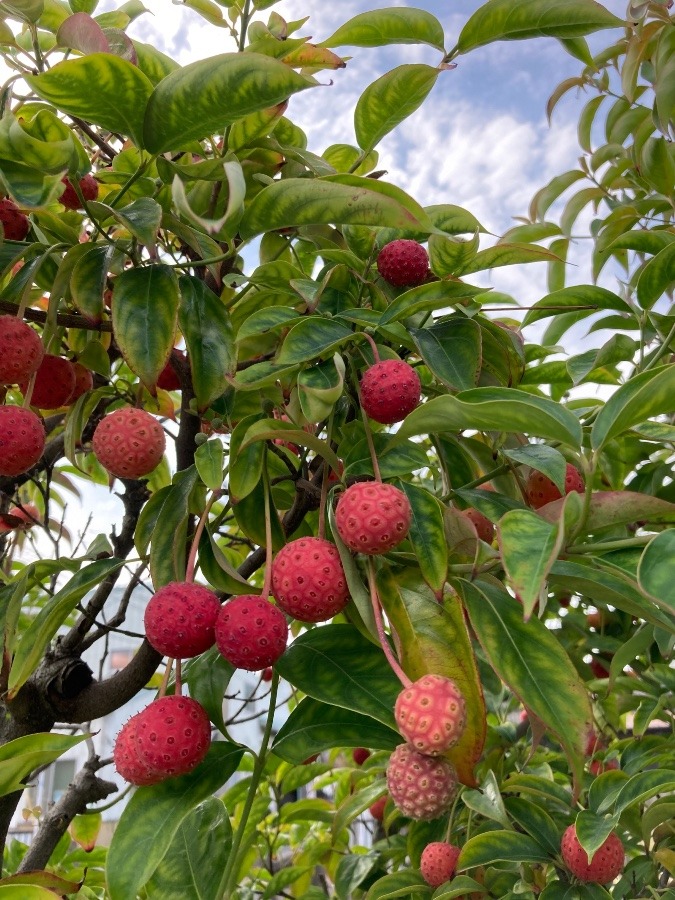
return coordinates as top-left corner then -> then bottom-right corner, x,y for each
185,489 -> 221,583
362,331 -> 381,364
261,460 -> 273,600
21,373 -> 35,409
217,671 -> 279,900
158,658 -> 174,699
318,409 -> 336,542
367,559 -> 411,688
174,658 -> 182,697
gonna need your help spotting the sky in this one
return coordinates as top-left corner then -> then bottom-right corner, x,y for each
22,0 -> 630,552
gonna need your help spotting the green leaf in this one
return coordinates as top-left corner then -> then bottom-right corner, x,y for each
297,356 -> 344,422
410,318 -> 481,392
272,697 -> 401,764
504,796 -> 561,855
458,242 -> 561,275
638,531 -> 675,617
8,558 -> 123,698
274,624 -> 399,728
184,648 -> 233,738
378,281 -> 490,326
397,483 -> 447,594
456,0 -> 622,54
2,110 -> 78,175
178,275 -> 235,410
277,317 -> 354,365
69,810 -> 101,851
431,876 -> 487,899
523,285 -> 632,327
107,743 -> 244,900
454,488 -> 524,521
0,732 -> 87,798
194,440 -> 224,491
636,243 -> 675,311
322,7 -> 445,51
610,769 -> 675,816
458,578 -> 591,797
145,798 -> 231,900
236,306 -> 300,345
366,871 -> 431,900
0,886 -> 75,898
575,810 -> 619,863
398,388 -> 582,448
591,365 -> 675,450
149,468 -> 199,588
498,509 -> 565,618
70,244 -> 109,322
240,175 -> 437,239
538,490 -> 675,533
143,53 -> 312,153
355,64 -> 439,153
335,852 -> 379,900
566,334 -> 637,385
457,831 -> 551,869
112,265 -> 179,391
26,53 -> 153,147
377,567 -> 486,786
239,419 -> 341,474
502,444 -> 567,494
463,770 -> 511,829
0,159 -> 67,207
133,39 -> 180,85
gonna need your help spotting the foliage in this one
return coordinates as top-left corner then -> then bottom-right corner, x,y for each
0,0 -> 673,898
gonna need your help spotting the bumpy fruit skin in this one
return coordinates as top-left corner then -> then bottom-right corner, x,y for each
21,354 -> 76,409
113,715 -> 163,786
60,174 -> 99,210
461,507 -> 494,543
271,537 -> 349,622
215,595 -> 288,670
0,198 -> 30,241
352,747 -> 370,766
261,667 -> 273,682
420,842 -> 461,888
360,359 -> 421,425
377,240 -> 429,287
526,463 -> 584,509
335,481 -> 412,555
135,695 -> 211,779
144,582 -> 220,658
0,317 -> 44,385
369,795 -> 387,821
0,501 -> 40,531
92,407 -> 166,479
157,349 -> 186,391
561,824 -> 624,884
386,744 -> 458,820
69,362 -> 93,402
395,674 -> 466,756
0,406 -> 46,476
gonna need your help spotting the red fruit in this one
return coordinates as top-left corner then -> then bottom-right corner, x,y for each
0,317 -> 44,384
69,362 -> 93,403
589,758 -> 619,776
420,842 -> 461,888
395,674 -> 466,756
21,354 -> 76,409
377,240 -> 429,287
92,407 -> 166,479
144,581 -> 220,658
157,349 -> 186,391
0,501 -> 40,531
369,795 -> 387,821
261,667 -> 273,682
352,747 -> 371,766
525,463 -> 585,509
0,198 -> 30,241
215,595 -> 288,670
135,695 -> 211,779
113,715 -> 163,786
584,729 -> 605,757
360,359 -> 421,425
271,537 -> 349,623
303,754 -> 319,765
461,507 -> 494,543
561,824 -> 624,884
0,406 -> 46,476
589,658 -> 611,679
386,744 -> 457,820
60,174 -> 99,210
335,481 -> 412,555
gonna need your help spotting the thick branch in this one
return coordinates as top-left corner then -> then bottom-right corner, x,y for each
0,300 -> 112,332
17,756 -> 116,873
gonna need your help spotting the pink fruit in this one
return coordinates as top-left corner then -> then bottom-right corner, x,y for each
21,354 -> 76,409
0,198 -> 30,241
589,758 -> 619,776
386,744 -> 458,820
135,695 -> 211,779
261,667 -> 273,682
369,795 -> 387,821
215,595 -> 288,670
377,240 -> 429,287
92,407 -> 166,479
461,507 -> 494,543
271,537 -> 349,623
526,463 -> 584,509
113,715 -> 163,786
360,359 -> 421,425
561,824 -> 624,884
69,362 -> 93,402
420,842 -> 461,888
0,406 -> 46,476
335,481 -> 411,555
0,317 -> 44,384
395,674 -> 466,756
0,501 -> 40,531
60,174 -> 98,210
352,747 -> 370,766
144,582 -> 221,658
